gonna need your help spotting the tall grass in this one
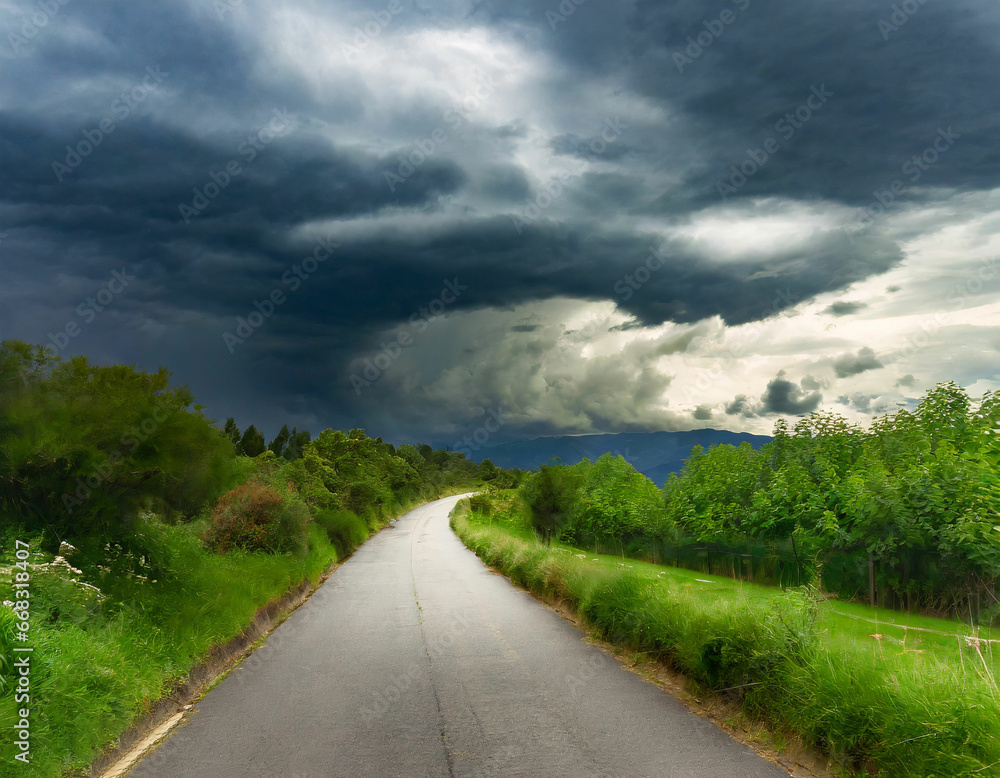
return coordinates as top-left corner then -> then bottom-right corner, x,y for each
452,505 -> 1000,777
0,520 -> 338,776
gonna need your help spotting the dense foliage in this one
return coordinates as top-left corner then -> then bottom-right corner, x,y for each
513,382 -> 1000,621
521,455 -> 663,552
0,341 -> 237,571
0,340 -> 482,567
286,431 -> 477,519
667,382 -> 1000,618
202,481 -> 311,555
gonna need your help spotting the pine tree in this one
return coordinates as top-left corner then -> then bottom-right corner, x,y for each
268,424 -> 291,457
282,428 -> 311,461
223,417 -> 241,445
237,424 -> 266,457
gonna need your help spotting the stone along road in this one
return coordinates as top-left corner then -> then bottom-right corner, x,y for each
130,494 -> 788,777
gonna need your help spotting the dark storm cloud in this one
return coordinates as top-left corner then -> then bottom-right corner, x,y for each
724,395 -> 755,418
493,220 -> 902,327
760,375 -> 823,416
530,0 -> 1000,206
838,392 -> 874,414
833,347 -> 884,378
801,375 -> 828,392
724,373 -> 823,418
478,165 -> 532,202
692,405 -> 713,421
550,133 -> 635,162
2,0 -> 998,441
824,301 -> 867,317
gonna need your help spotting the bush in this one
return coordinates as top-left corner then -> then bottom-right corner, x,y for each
313,508 -> 369,557
202,482 -> 310,555
469,494 -> 493,516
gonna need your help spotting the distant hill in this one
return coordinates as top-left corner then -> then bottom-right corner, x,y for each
465,429 -> 772,484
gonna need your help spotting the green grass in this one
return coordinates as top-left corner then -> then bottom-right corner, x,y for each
544,543 -> 1000,672
453,503 -> 1000,777
0,520 -> 339,777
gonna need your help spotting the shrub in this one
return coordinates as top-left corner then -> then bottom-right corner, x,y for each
313,508 -> 369,557
469,494 -> 493,516
29,557 -> 106,626
203,482 -> 309,555
274,494 -> 311,557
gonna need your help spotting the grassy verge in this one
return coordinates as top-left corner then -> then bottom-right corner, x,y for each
451,502 -> 1000,777
0,493 -> 444,777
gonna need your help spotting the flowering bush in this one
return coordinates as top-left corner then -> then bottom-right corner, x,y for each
202,481 -> 310,555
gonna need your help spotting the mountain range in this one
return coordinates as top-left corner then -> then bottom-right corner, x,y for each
461,429 -> 772,484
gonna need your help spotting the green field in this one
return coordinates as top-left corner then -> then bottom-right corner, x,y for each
548,543 -> 1000,671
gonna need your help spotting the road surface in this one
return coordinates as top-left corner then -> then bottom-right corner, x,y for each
130,494 -> 787,777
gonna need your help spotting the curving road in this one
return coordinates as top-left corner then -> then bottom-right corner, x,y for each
130,494 -> 787,778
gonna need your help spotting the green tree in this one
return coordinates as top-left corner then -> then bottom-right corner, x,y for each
521,464 -> 582,545
568,454 -> 661,555
223,417 -> 241,445
237,425 -> 267,458
0,342 -> 234,569
268,424 -> 291,457
282,428 -> 311,461
478,458 -> 499,481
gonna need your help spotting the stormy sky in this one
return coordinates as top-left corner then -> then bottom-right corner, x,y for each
2,0 -> 999,447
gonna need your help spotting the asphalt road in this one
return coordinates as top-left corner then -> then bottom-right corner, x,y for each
130,494 -> 788,778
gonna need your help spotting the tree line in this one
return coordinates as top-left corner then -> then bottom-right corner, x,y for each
513,381 -> 1000,622
0,340 -> 483,572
